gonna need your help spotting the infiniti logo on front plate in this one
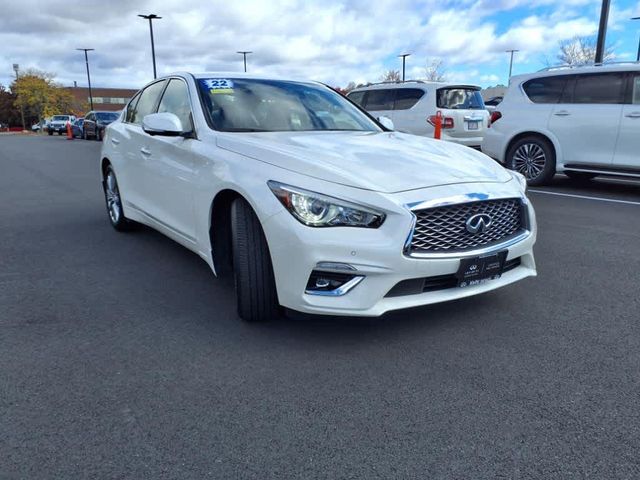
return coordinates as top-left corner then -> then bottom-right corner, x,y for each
465,213 -> 492,234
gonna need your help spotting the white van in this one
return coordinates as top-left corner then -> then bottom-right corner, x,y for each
347,81 -> 490,148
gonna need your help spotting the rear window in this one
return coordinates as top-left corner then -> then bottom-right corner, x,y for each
570,73 -> 625,104
52,115 -> 69,121
365,89 -> 395,111
633,76 -> 640,105
394,88 -> 425,110
522,76 -> 568,104
436,88 -> 484,109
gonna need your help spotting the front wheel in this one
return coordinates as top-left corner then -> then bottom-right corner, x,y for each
231,198 -> 280,322
507,136 -> 556,186
103,166 -> 132,231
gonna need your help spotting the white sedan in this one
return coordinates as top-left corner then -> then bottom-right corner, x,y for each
100,73 -> 537,321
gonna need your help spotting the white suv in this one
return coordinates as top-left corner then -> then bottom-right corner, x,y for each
482,64 -> 640,185
100,73 -> 536,322
347,81 -> 489,148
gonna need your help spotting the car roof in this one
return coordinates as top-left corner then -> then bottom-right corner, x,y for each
510,62 -> 640,84
349,81 -> 481,92
167,71 -> 320,86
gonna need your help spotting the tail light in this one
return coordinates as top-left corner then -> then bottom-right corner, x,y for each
427,115 -> 455,129
489,111 -> 502,127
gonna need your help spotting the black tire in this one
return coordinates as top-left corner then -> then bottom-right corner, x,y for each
82,128 -> 87,140
103,165 -> 132,232
565,171 -> 597,182
507,135 -> 556,186
48,130 -> 53,136
96,128 -> 102,141
230,198 -> 279,322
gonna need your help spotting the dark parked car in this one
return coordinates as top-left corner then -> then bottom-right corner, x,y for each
83,111 -> 120,141
71,118 -> 84,138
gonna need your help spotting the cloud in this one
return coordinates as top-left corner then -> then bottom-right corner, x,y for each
0,0 -> 627,91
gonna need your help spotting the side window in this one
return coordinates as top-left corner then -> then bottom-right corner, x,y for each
157,79 -> 194,131
364,89 -> 395,111
522,76 -> 569,104
631,76 -> 640,105
125,92 -> 141,123
347,91 -> 365,107
394,88 -> 425,110
571,73 -> 625,104
130,80 -> 167,125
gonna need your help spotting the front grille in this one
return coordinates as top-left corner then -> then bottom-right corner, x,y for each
408,198 -> 525,254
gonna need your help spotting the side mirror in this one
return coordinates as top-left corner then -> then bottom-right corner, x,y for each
377,115 -> 394,131
142,112 -> 184,137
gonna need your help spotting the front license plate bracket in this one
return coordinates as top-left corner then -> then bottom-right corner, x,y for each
456,251 -> 508,287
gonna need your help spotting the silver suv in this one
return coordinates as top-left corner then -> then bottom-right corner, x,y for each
347,81 -> 490,148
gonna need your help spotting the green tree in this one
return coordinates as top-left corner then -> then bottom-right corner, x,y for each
0,84 -> 21,127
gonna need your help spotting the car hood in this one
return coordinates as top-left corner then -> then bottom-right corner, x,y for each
216,131 -> 511,193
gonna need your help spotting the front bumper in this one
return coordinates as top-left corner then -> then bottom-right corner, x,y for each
263,182 -> 536,317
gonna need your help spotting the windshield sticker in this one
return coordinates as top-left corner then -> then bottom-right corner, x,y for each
202,78 -> 234,94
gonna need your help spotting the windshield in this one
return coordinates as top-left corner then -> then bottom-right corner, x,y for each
436,88 -> 485,110
96,112 -> 119,121
52,116 -> 69,121
197,78 -> 380,132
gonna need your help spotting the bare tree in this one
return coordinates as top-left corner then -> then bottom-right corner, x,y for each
380,70 -> 401,82
343,81 -> 357,93
556,36 -> 615,66
425,58 -> 447,82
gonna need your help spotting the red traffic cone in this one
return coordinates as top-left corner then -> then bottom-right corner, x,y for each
66,121 -> 73,140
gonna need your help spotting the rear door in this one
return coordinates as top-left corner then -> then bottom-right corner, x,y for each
361,88 -> 395,122
435,86 -> 489,141
548,72 -> 624,166
613,72 -> 640,170
391,88 -> 428,135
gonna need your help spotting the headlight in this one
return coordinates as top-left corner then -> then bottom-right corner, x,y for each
509,170 -> 527,192
268,181 -> 385,228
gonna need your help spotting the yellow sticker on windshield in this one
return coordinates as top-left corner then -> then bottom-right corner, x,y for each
203,78 -> 234,94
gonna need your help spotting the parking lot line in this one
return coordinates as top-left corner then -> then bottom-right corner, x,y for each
529,189 -> 640,206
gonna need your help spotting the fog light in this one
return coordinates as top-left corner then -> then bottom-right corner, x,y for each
305,271 -> 364,296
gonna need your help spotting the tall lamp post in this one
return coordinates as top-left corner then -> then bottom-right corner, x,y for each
506,49 -> 519,80
632,16 -> 640,62
237,51 -> 252,72
76,48 -> 94,110
138,14 -> 162,79
12,63 -> 26,131
398,53 -> 411,82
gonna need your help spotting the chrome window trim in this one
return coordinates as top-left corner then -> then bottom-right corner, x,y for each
403,193 -> 531,259
305,275 -> 365,296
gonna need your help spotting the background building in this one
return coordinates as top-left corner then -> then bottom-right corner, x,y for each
65,87 -> 138,115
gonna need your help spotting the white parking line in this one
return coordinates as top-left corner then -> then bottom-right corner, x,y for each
529,189 -> 640,206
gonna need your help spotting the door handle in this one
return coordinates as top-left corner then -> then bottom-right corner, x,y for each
111,138 -> 120,145
553,111 -> 571,116
625,112 -> 640,118
140,147 -> 151,156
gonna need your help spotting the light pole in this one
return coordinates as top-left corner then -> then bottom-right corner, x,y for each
12,63 -> 26,131
76,48 -> 94,110
138,14 -> 162,79
398,53 -> 410,82
506,49 -> 519,80
632,16 -> 640,62
595,0 -> 610,64
237,51 -> 252,72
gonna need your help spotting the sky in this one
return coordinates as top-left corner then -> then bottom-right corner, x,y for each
1,0 -> 639,91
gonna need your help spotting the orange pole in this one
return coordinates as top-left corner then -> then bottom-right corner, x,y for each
434,111 -> 442,140
66,121 -> 73,140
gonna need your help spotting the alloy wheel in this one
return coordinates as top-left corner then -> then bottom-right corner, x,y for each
512,143 -> 546,180
105,172 -> 122,224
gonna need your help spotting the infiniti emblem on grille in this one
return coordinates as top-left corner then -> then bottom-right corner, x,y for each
465,213 -> 492,234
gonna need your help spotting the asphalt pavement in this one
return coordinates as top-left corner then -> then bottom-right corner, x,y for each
1,135 -> 640,479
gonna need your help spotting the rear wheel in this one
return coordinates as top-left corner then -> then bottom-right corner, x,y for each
507,135 -> 556,186
565,171 -> 597,182
48,130 -> 53,136
230,198 -> 280,322
97,128 -> 102,141
82,128 -> 87,140
103,166 -> 132,231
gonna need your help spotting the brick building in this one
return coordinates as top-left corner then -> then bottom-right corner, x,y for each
65,87 -> 139,115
